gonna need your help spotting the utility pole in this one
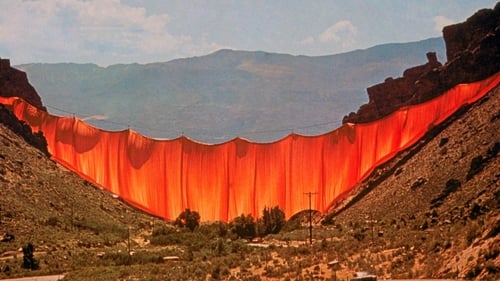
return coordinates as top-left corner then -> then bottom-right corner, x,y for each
127,226 -> 131,255
304,192 -> 317,245
70,204 -> 74,231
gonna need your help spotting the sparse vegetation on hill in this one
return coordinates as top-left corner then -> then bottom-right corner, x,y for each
0,120 -> 157,278
330,85 -> 500,280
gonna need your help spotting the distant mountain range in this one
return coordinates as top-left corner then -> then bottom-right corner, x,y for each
17,37 -> 445,143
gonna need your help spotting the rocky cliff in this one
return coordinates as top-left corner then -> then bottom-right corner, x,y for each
0,104 -> 49,156
344,3 -> 500,123
0,57 -> 44,110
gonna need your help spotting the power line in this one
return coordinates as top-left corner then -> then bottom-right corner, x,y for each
44,103 -> 344,141
46,104 -> 76,116
304,192 -> 318,245
46,104 -> 184,136
239,118 -> 343,137
296,119 -> 341,130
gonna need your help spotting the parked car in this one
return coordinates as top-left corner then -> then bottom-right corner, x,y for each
351,271 -> 377,281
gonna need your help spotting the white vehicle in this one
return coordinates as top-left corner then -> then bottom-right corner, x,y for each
351,271 -> 377,281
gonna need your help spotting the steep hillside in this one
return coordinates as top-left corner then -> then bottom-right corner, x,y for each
16,37 -> 445,143
328,84 -> 500,280
323,6 -> 500,280
0,111 -> 159,278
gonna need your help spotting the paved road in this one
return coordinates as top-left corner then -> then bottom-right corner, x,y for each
0,275 -> 64,281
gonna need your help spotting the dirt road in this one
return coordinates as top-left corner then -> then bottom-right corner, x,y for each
0,275 -> 64,281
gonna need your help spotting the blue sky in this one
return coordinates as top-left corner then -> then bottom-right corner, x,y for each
0,0 -> 497,66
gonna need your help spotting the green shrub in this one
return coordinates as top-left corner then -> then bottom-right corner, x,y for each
45,216 -> 59,227
174,209 -> 200,231
211,263 -> 229,280
230,239 -> 249,254
212,238 -> 227,257
259,206 -> 286,235
22,243 -> 39,270
230,214 -> 256,239
150,232 -> 183,245
197,221 -> 228,239
281,217 -> 301,232
352,228 -> 366,241
297,245 -> 311,255
152,225 -> 176,236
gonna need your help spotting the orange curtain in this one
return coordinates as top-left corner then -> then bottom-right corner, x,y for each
1,72 -> 499,221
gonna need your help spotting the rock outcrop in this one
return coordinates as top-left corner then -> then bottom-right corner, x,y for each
0,104 -> 49,156
0,57 -> 45,110
343,52 -> 442,122
344,3 -> 500,124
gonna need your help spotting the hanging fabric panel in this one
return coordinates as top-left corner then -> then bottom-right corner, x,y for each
1,72 -> 498,221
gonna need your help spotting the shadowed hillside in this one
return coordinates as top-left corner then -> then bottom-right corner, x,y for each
0,109 -> 161,278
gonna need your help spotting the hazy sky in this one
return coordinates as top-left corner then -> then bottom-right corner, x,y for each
0,0 -> 497,66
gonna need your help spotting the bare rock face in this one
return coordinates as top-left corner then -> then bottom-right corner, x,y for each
0,104 -> 49,156
344,53 -> 442,123
0,57 -> 45,110
344,3 -> 500,124
443,5 -> 500,61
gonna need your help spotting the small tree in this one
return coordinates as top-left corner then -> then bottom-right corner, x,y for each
174,209 -> 200,231
260,206 -> 286,235
22,243 -> 39,270
231,214 -> 256,239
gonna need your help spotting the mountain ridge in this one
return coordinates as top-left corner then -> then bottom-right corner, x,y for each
16,37 -> 445,143
17,37 -> 445,67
